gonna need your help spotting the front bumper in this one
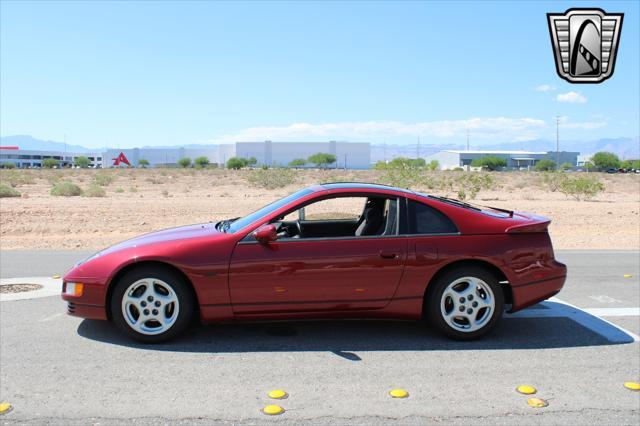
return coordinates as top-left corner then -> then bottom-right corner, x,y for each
61,280 -> 108,320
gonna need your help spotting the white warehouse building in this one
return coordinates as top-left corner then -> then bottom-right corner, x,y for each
424,150 -> 580,170
1,141 -> 371,169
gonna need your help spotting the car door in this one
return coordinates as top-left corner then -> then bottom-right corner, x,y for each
228,196 -> 408,314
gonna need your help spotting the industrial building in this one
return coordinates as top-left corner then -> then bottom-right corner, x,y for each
424,150 -> 580,170
0,146 -> 104,168
0,141 -> 371,169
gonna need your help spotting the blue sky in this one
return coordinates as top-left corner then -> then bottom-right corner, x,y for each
1,0 -> 638,149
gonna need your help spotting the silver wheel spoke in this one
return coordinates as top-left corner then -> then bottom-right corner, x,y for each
121,278 -> 180,336
440,276 -> 496,333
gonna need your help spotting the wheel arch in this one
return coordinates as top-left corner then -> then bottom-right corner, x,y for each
422,259 -> 512,317
105,260 -> 199,321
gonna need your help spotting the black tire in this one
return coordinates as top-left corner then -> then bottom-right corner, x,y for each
110,265 -> 194,343
425,266 -> 504,340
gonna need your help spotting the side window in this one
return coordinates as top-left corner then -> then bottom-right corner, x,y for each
298,197 -> 366,221
408,200 -> 458,234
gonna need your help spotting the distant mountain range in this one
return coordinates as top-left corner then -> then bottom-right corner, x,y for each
2,134 -> 638,161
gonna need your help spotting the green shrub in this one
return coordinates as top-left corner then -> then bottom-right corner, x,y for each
246,168 -> 297,189
560,162 -> 573,170
51,181 -> 83,196
93,172 -> 114,186
194,156 -> 210,168
138,159 -> 149,168
42,158 -> 59,168
288,158 -> 307,167
449,173 -> 495,200
227,157 -> 248,169
0,184 -> 21,197
379,163 -> 425,188
426,160 -> 439,171
535,159 -> 556,171
308,152 -> 337,168
83,184 -> 106,197
114,187 -> 124,193
470,156 -> 507,171
0,162 -> 16,169
621,159 -> 640,170
558,175 -> 604,201
591,151 -> 620,170
74,156 -> 90,168
178,157 -> 192,168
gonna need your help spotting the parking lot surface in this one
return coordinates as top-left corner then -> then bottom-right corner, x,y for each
1,250 -> 639,425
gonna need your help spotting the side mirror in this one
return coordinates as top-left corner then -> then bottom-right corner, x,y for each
253,224 -> 277,244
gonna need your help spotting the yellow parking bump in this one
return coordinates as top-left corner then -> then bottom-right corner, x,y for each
52,275 -> 61,279
389,389 -> 409,398
516,385 -> 537,395
262,404 -> 285,415
267,389 -> 288,399
527,398 -> 548,408
0,402 -> 13,415
623,382 -> 640,391
623,274 -> 633,278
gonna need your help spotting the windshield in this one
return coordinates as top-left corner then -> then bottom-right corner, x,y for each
226,188 -> 314,233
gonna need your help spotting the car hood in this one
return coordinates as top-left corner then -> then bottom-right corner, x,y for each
89,222 -> 223,261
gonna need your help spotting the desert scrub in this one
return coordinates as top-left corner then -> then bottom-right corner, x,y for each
378,163 -> 425,189
146,176 -> 162,185
0,184 -> 21,198
51,181 -> 83,197
246,168 -> 297,189
540,172 -> 566,192
129,186 -> 138,192
83,184 -> 106,197
1,170 -> 35,187
114,187 -> 125,193
432,172 -> 495,200
93,172 -> 114,186
558,175 -> 604,201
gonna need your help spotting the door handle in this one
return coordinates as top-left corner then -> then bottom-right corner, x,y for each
379,251 -> 398,259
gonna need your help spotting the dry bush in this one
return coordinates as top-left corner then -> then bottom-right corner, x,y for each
246,168 -> 297,189
0,184 -> 21,198
51,181 -> 83,197
83,184 -> 107,197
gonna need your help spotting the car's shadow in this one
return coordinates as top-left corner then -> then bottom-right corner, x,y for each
77,301 -> 637,355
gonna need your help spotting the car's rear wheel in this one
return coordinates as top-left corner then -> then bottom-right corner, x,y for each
111,266 -> 194,343
425,266 -> 504,340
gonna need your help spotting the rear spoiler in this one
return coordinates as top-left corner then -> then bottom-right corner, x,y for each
505,218 -> 551,233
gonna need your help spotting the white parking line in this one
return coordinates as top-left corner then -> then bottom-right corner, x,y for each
0,277 -> 62,302
506,297 -> 640,343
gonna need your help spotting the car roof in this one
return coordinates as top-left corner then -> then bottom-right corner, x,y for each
319,182 -> 415,194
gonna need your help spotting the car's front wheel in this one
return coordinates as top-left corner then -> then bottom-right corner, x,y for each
111,266 -> 194,343
425,266 -> 504,340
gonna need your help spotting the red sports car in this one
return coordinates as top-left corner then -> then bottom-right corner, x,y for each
62,183 -> 567,343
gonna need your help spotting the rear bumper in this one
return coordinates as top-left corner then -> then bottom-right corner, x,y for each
509,261 -> 567,312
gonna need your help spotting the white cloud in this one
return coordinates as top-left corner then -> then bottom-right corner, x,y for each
535,84 -> 556,92
557,115 -> 607,129
209,118 -> 548,144
556,91 -> 587,103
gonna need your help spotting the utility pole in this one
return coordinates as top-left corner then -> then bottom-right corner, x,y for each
466,127 -> 470,151
556,115 -> 560,170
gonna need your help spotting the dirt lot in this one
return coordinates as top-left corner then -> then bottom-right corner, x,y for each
1,168 -> 638,250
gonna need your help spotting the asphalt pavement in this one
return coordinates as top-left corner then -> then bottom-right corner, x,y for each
0,250 -> 639,425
